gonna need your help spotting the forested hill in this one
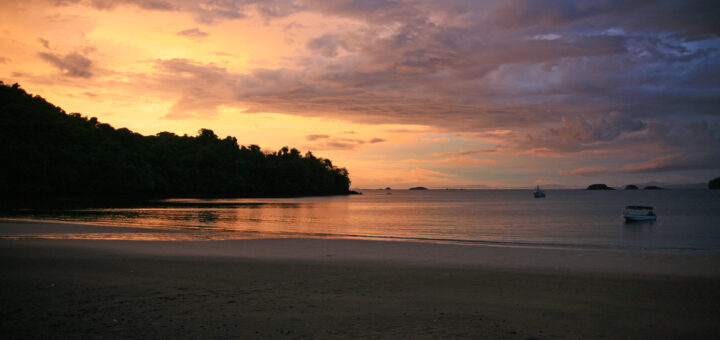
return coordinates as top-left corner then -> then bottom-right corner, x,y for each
0,82 -> 351,202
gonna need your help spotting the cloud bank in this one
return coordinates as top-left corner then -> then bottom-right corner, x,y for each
15,0 -> 720,181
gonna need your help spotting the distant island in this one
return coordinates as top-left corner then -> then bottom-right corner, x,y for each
643,185 -> 664,190
624,185 -> 639,190
0,82 -> 352,204
409,187 -> 428,190
586,184 -> 614,190
710,177 -> 720,190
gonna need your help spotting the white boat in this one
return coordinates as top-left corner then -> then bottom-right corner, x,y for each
533,185 -> 546,198
623,205 -> 656,221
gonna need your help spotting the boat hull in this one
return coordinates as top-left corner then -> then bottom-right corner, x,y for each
623,214 -> 657,221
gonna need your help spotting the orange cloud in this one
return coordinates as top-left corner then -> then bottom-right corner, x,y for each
438,157 -> 497,165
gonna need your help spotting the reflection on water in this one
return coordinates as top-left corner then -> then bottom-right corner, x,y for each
2,190 -> 720,250
0,233 -> 225,241
623,220 -> 656,228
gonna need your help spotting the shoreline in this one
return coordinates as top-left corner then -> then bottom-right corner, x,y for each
3,217 -> 720,254
2,220 -> 720,338
2,219 -> 720,277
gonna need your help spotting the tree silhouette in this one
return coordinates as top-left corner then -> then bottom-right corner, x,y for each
0,81 -> 352,204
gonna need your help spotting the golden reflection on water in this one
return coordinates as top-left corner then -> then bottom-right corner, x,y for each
0,233 -> 241,241
3,190 -> 720,250
0,231 -> 339,241
10,200 -> 356,241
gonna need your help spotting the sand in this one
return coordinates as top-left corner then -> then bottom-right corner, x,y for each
1,220 -> 719,339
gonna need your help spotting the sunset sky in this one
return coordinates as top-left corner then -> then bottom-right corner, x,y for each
1,0 -> 719,189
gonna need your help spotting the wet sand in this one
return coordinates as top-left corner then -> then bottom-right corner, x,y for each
1,220 -> 719,338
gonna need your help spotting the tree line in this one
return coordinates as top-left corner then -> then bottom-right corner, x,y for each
0,82 -> 351,203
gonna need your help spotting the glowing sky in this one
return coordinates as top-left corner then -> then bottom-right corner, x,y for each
1,0 -> 719,188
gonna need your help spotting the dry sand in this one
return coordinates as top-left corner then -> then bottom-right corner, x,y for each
1,220 -> 719,339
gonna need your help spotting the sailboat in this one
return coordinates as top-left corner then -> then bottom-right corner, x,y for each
533,185 -> 546,198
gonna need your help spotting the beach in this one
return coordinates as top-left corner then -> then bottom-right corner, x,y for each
2,220 -> 720,339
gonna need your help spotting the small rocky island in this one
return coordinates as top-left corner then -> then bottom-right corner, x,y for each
409,186 -> 428,190
624,184 -> 639,190
709,177 -> 720,190
586,184 -> 614,190
643,185 -> 664,190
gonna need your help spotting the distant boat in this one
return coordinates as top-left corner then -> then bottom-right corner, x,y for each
623,205 -> 657,221
533,185 -> 546,198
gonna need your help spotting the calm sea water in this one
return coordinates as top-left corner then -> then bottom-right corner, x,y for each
4,190 -> 720,250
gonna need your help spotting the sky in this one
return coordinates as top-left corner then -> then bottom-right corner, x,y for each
1,0 -> 719,189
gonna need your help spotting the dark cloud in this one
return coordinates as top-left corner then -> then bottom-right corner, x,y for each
22,0 -> 719,185
89,0 -> 174,11
143,41 -> 716,133
302,134 -> 386,150
305,134 -> 329,141
38,52 -> 93,78
621,153 -> 720,173
559,119 -> 720,176
304,139 -> 358,151
562,152 -> 720,176
640,120 -> 720,158
322,141 -> 356,150
146,15 -> 717,132
304,0 -> 420,24
38,38 -> 50,49
307,34 -> 343,58
521,112 -> 647,153
284,21 -> 304,31
55,0 -> 304,24
254,1 -> 303,19
49,0 -> 720,39
176,27 -> 209,39
93,0 -> 719,172
52,0 -> 82,6
430,149 -> 496,157
185,1 -> 248,24
490,0 -> 720,39
490,0 -> 651,29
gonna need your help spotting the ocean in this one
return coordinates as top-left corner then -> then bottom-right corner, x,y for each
4,189 -> 720,250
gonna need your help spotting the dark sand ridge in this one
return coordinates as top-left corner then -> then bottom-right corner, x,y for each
2,220 -> 720,338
